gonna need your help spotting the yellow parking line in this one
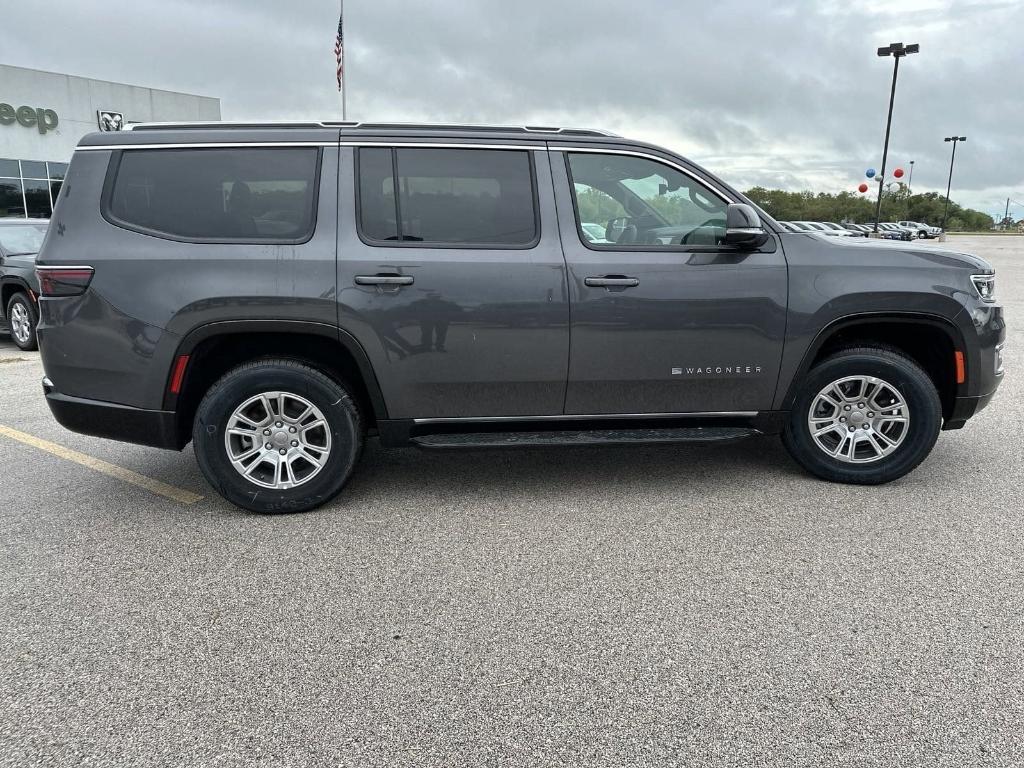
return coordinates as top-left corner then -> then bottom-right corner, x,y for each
0,424 -> 204,505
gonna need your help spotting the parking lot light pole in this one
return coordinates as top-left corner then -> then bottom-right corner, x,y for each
907,160 -> 914,193
942,136 -> 966,230
873,42 -> 919,234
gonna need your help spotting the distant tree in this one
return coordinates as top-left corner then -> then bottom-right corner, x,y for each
746,186 -> 993,230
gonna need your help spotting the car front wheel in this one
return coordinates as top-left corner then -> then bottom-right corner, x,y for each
782,347 -> 942,484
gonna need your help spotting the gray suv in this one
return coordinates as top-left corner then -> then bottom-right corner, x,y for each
35,122 -> 1005,512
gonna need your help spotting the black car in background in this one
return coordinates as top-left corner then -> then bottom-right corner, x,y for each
0,219 -> 48,350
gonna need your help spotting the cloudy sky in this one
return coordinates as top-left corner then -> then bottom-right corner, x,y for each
3,0 -> 1021,217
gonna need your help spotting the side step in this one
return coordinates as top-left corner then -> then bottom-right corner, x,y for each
410,427 -> 759,450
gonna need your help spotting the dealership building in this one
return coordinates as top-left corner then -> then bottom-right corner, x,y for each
1,64 -> 221,218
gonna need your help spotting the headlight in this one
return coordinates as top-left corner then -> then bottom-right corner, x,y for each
971,274 -> 996,302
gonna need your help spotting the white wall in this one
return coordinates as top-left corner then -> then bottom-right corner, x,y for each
0,64 -> 221,163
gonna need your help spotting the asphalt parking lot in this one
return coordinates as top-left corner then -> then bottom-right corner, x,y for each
1,235 -> 1021,767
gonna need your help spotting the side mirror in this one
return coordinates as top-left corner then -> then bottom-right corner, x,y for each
723,203 -> 771,248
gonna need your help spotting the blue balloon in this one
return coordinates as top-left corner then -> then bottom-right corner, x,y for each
866,168 -> 876,178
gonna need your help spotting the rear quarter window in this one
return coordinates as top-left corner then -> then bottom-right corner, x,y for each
103,147 -> 320,243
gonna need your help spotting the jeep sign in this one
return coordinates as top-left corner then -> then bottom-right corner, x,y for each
0,103 -> 59,134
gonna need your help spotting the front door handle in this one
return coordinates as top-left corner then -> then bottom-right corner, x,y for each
584,275 -> 639,288
354,274 -> 415,286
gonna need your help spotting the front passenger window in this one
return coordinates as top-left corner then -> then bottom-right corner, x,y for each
566,153 -> 729,248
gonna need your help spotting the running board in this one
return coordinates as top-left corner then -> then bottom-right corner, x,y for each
410,427 -> 759,450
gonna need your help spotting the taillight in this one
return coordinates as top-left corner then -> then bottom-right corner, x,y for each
36,266 -> 95,297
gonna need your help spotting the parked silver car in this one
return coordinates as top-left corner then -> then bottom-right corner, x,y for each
794,221 -> 855,237
898,220 -> 942,239
878,223 -> 915,241
821,222 -> 864,237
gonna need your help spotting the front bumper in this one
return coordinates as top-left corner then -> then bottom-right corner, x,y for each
944,387 -> 1000,429
42,377 -> 182,450
943,305 -> 1005,429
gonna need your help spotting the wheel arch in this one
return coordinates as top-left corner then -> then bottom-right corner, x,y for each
166,320 -> 389,447
1,276 -> 34,313
781,312 -> 968,422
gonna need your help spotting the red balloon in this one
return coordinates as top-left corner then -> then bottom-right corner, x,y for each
893,167 -> 904,178
858,183 -> 869,193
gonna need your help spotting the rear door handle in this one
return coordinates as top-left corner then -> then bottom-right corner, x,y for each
584,276 -> 639,288
354,274 -> 414,286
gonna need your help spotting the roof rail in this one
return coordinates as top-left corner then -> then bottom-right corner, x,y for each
127,120 -> 358,131
335,122 -> 618,137
126,120 -> 617,137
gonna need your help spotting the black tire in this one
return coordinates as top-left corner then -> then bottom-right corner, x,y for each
6,292 -> 38,351
193,359 -> 363,513
782,347 -> 942,484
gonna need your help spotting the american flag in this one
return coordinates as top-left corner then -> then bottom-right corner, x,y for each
333,9 -> 344,92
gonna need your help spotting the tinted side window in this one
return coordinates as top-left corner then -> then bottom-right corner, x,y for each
566,152 -> 729,248
357,148 -> 398,241
107,148 -> 319,242
357,148 -> 537,246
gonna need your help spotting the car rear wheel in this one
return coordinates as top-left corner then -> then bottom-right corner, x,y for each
6,292 -> 38,351
193,359 -> 363,513
782,347 -> 942,484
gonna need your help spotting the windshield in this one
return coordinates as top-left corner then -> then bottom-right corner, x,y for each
0,222 -> 48,254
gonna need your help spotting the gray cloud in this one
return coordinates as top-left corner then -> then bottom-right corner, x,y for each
2,0 -> 1021,216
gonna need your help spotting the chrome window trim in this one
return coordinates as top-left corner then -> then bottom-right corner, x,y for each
75,141 -> 740,213
341,141 -> 540,150
412,411 -> 758,425
551,145 -> 738,205
76,142 -> 335,151
77,141 -> 543,152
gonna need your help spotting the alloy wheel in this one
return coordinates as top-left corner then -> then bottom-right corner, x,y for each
224,391 -> 332,489
807,375 -> 910,463
10,302 -> 31,345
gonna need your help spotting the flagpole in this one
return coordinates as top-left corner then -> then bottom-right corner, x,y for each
340,0 -> 346,121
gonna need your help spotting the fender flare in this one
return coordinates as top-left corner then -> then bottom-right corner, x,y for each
779,310 -> 969,409
0,275 -> 35,303
169,319 -> 389,419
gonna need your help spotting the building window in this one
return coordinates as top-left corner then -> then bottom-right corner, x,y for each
0,158 -> 70,218
24,180 -> 51,218
21,161 -> 47,180
0,177 -> 25,217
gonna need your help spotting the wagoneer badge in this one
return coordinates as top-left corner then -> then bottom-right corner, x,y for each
671,365 -> 763,376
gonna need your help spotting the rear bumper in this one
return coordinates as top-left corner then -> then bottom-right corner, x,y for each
42,377 -> 182,450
